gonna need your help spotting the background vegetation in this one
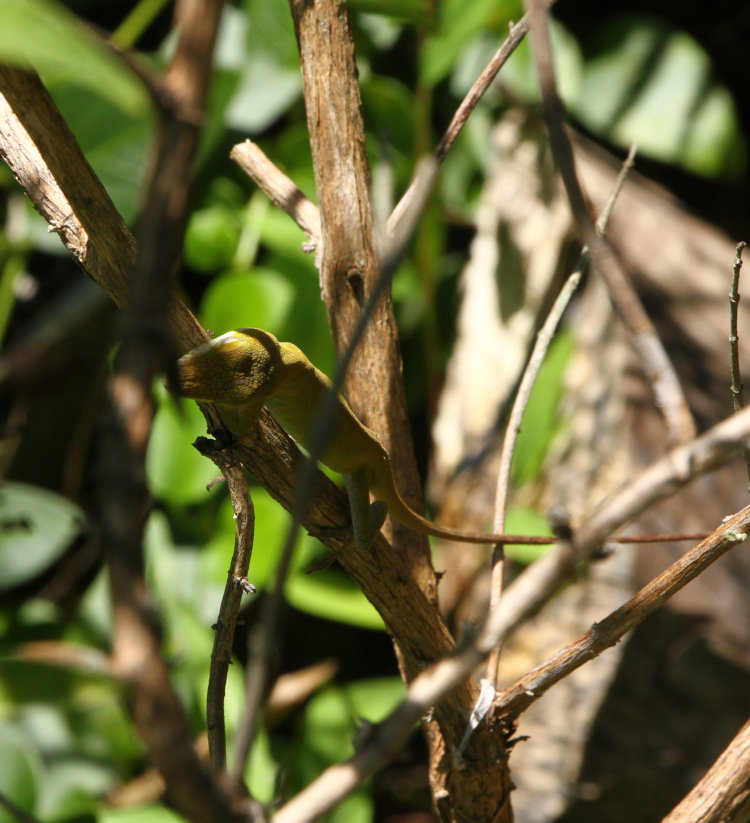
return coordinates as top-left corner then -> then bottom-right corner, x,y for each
0,1 -> 748,822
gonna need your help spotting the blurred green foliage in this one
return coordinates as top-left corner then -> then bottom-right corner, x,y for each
0,0 -> 745,821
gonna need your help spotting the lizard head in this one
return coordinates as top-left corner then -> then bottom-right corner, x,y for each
177,328 -> 282,407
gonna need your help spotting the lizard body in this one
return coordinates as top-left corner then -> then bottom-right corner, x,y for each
177,328 -> 539,550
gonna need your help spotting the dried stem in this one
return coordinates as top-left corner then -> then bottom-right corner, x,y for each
729,241 -> 750,485
485,269 -> 582,684
273,405 -> 750,823
387,14 -> 531,235
230,140 -> 321,251
195,440 -> 256,775
495,507 -> 750,718
525,0 -> 696,445
485,142 -> 636,686
661,717 -> 750,823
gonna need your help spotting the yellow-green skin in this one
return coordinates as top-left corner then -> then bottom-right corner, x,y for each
177,328 -> 513,549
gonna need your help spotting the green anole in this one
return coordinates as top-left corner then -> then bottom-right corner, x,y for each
176,327 -> 551,550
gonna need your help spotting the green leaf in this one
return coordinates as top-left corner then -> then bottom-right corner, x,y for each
503,506 -> 553,564
328,791 -> 373,823
0,726 -> 41,823
0,660 -> 76,707
300,686 -> 355,761
101,805 -> 189,823
36,756 -> 114,822
241,726 -> 278,804
0,0 -> 149,116
511,330 -> 574,486
0,482 -> 83,591
146,386 -> 219,506
361,75 -> 415,165
573,15 -> 745,178
497,20 -> 584,105
184,207 -> 241,274
48,82 -> 153,223
209,0 -> 302,134
348,0 -> 430,25
245,0 -> 299,69
285,570 -> 385,631
199,268 -> 296,338
344,677 -> 405,723
420,0 -> 521,87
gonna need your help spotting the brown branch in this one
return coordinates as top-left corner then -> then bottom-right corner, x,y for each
195,440 -> 256,775
495,507 -> 750,718
274,406 -> 750,823
729,241 -> 750,486
525,0 -> 696,445
662,717 -> 750,823
387,14 -> 532,235
98,0 -> 243,817
230,140 -> 321,251
287,0 -> 518,817
485,269 -> 582,685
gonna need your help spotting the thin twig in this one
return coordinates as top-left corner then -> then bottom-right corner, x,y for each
387,15 -> 532,236
228,518 -> 296,786
494,507 -> 750,719
525,0 -> 696,445
16,641 -> 115,677
230,618 -> 272,783
273,406 -> 750,823
230,140 -> 321,252
661,717 -> 750,823
595,143 -> 637,232
729,241 -> 750,486
485,269 -> 582,686
196,440 -> 256,774
485,143 -> 636,687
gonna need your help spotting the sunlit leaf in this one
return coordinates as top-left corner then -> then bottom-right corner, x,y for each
0,0 -> 149,116
0,726 -> 41,823
285,570 -> 386,631
511,330 -> 575,486
347,0 -> 430,25
199,268 -> 296,337
101,804 -> 189,823
573,15 -> 745,178
146,386 -> 218,506
344,676 -> 405,722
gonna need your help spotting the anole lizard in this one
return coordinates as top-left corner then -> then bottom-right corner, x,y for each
177,327 -> 549,550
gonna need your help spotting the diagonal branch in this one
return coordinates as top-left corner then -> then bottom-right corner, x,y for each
661,717 -> 750,823
387,12 -> 533,235
495,507 -> 750,719
230,139 -> 321,252
524,0 -> 696,445
274,404 -> 750,823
